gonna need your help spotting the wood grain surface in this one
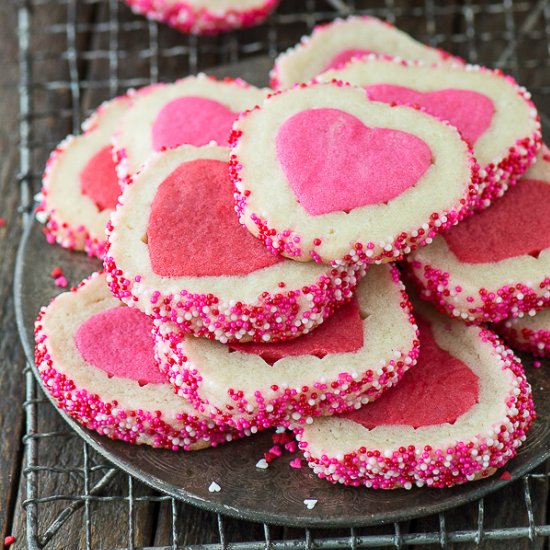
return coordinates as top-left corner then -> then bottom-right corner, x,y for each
1,1 -> 549,548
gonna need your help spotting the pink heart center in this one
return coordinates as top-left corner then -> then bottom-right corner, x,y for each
147,159 -> 282,277
344,318 -> 479,429
365,84 -> 494,145
276,108 -> 432,216
444,179 -> 550,263
321,48 -> 374,73
74,307 -> 166,386
152,96 -> 238,151
79,146 -> 120,211
230,297 -> 364,364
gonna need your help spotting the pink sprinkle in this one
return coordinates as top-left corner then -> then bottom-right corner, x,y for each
269,445 -> 282,457
4,535 -> 15,546
500,471 -> 512,481
534,361 -> 541,368
55,276 -> 68,288
290,458 -> 302,469
285,441 -> 297,453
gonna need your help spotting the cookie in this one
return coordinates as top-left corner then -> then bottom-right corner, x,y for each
113,75 -> 268,186
270,16 -> 456,90
318,56 -> 541,211
34,273 -> 243,450
122,0 -> 278,35
230,82 -> 478,266
105,144 -> 363,342
496,308 -> 550,358
406,146 -> 550,324
36,95 -> 129,259
295,303 -> 535,489
154,264 -> 419,430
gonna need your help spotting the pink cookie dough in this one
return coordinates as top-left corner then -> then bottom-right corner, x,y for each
113,74 -> 268,186
318,55 -> 541,212
295,303 -> 535,489
154,265 -> 419,430
406,145 -> 550,324
270,15 -> 459,90
230,81 -> 478,266
37,94 -> 130,259
34,272 -> 245,450
105,144 -> 364,342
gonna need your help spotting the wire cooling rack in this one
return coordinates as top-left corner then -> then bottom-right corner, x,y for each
15,0 -> 550,547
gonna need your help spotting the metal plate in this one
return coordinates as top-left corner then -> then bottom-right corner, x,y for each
14,56 -> 550,529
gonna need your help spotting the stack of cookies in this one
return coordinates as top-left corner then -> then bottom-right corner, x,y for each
35,15 -> 546,490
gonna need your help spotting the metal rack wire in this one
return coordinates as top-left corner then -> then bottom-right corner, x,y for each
15,0 -> 550,547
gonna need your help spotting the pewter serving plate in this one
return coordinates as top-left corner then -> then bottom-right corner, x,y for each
15,57 -> 550,529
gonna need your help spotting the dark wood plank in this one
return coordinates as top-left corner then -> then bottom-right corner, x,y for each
10,398 -> 159,548
0,3 -> 32,545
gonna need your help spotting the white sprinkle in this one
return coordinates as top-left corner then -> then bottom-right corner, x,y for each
256,459 -> 269,470
304,499 -> 318,510
208,482 -> 221,493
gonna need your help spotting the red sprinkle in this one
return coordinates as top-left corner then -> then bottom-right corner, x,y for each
500,471 -> 512,481
272,432 -> 292,445
0,218 -> 6,228
4,535 -> 16,546
263,451 -> 276,463
51,266 -> 64,278
285,441 -> 297,453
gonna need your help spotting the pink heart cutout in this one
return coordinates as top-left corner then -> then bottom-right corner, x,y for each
152,96 -> 238,151
75,307 -> 166,386
80,146 -> 120,211
147,159 -> 282,277
344,318 -> 479,429
444,179 -> 550,263
276,108 -> 432,216
321,48 -> 374,73
230,297 -> 364,365
365,84 -> 494,145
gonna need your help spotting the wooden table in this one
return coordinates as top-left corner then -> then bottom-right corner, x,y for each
1,1 -> 549,547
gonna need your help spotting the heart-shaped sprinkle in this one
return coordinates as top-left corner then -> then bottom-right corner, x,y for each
152,96 -> 238,150
208,481 -> 221,493
365,84 -> 494,145
147,159 -> 282,277
80,146 -> 120,211
256,458 -> 269,469
444,179 -> 550,263
276,108 -> 432,216
304,499 -> 318,509
345,318 -> 479,429
75,307 -> 166,385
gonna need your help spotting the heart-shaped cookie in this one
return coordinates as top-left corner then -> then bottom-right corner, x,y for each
152,96 -> 238,150
365,84 -> 494,144
276,108 -> 432,216
75,306 -> 166,385
147,158 -> 282,277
